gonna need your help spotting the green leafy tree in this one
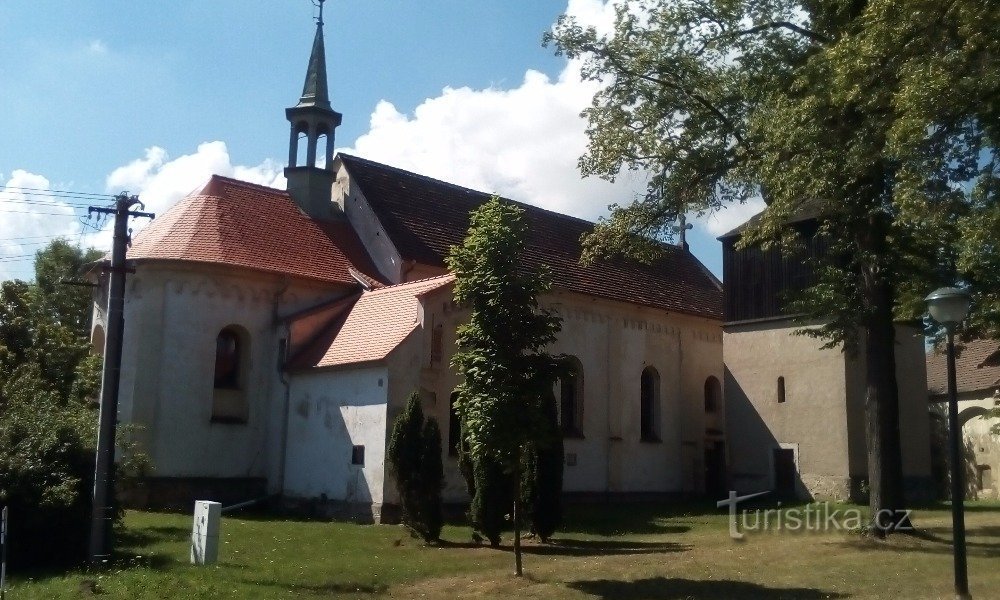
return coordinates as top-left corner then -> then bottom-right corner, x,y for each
0,239 -> 106,566
547,0 -> 1000,535
386,393 -> 444,543
448,197 -> 563,575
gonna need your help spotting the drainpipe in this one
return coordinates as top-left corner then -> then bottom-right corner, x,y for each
271,279 -> 291,496
605,313 -> 614,500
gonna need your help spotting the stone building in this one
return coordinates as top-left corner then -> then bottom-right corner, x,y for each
719,211 -> 933,502
927,339 -> 1000,499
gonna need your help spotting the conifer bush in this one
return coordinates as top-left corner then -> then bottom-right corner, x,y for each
387,392 -> 444,543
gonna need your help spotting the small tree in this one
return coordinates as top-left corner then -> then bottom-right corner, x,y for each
387,393 -> 444,543
448,197 -> 562,576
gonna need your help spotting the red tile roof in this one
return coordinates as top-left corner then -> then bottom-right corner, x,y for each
126,175 -> 383,285
289,274 -> 454,369
927,338 -> 1000,397
339,154 -> 723,320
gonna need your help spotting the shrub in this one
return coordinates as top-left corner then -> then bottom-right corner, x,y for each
521,392 -> 563,542
0,365 -> 96,567
387,393 -> 444,543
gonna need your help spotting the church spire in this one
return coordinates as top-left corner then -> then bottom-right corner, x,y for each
285,0 -> 342,219
296,1 -> 331,109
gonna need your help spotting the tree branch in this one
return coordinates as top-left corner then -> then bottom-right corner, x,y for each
730,21 -> 832,44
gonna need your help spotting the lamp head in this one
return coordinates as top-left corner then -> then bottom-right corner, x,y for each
925,287 -> 971,331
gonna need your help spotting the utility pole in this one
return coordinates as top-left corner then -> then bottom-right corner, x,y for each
87,193 -> 154,566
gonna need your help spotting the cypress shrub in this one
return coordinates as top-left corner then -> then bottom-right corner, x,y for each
518,391 -> 563,542
532,391 -> 563,541
387,393 -> 426,538
469,455 -> 510,547
387,392 -> 444,543
418,418 -> 444,542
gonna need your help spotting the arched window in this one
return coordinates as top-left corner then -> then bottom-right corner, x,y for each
212,326 -> 249,424
214,328 -> 242,389
559,357 -> 584,437
640,366 -> 661,442
448,392 -> 461,456
704,376 -> 721,413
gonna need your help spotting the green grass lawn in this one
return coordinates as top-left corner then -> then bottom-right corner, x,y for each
6,501 -> 1000,599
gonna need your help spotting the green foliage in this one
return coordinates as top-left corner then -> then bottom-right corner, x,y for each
0,239 -> 105,566
387,393 -> 444,543
469,455 -> 510,547
521,391 -> 563,542
447,197 -> 563,566
419,418 -> 444,542
447,197 -> 563,465
0,364 -> 96,567
546,0 -> 1000,339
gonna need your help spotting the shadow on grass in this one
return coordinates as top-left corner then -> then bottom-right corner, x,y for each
506,537 -> 689,557
561,501 -> 717,536
118,524 -> 189,547
235,577 -> 388,595
833,524 -> 1000,558
567,576 -> 848,599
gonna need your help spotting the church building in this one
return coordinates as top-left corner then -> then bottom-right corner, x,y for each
91,12 -> 728,519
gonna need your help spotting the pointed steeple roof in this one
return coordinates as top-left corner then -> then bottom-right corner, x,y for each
295,8 -> 331,109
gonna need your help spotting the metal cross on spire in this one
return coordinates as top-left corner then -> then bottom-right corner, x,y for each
314,0 -> 325,26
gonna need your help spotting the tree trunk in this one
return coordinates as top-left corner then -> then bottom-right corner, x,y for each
513,450 -> 523,577
862,251 -> 907,537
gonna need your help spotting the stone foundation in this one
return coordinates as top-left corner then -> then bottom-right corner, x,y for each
120,477 -> 268,511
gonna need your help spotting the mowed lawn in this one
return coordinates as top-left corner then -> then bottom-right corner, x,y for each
7,501 -> 1000,599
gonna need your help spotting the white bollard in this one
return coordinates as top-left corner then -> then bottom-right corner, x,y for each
190,500 -> 221,565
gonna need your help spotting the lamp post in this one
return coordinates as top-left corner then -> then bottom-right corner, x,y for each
925,286 -> 972,600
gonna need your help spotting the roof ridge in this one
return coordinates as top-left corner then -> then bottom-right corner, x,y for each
204,174 -> 288,195
366,273 -> 455,294
338,153 -> 611,230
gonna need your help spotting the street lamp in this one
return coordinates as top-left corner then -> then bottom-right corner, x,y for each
925,286 -> 972,600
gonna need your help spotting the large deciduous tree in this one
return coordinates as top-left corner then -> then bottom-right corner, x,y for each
547,0 -> 1000,534
448,197 -> 563,575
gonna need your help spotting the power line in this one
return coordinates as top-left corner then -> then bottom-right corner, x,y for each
0,185 -> 116,199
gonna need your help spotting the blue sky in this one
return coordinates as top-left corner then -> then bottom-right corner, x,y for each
0,1 -> 762,280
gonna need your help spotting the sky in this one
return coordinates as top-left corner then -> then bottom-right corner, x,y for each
0,0 -> 764,281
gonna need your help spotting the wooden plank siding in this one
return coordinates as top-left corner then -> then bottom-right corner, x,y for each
722,220 -> 828,323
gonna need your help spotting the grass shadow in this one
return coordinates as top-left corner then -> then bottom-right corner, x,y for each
235,577 -> 388,595
568,576 -> 849,599
561,501 -> 716,536
509,537 -> 689,557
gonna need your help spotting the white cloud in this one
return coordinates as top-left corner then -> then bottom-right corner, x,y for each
344,66 -> 648,222
0,170 -> 79,281
87,39 -> 108,55
342,0 -> 752,248
102,141 -> 285,246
